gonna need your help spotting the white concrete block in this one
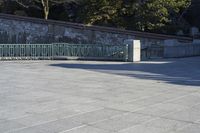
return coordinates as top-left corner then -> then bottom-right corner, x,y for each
124,39 -> 141,62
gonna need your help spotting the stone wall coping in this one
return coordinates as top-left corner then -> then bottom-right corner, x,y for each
0,13 -> 192,42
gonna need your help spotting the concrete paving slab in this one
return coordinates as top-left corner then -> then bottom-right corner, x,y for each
11,118 -> 83,133
143,118 -> 189,132
164,105 -> 200,123
91,112 -> 154,132
172,124 -> 200,133
168,92 -> 200,107
119,124 -> 169,133
62,125 -> 112,133
135,103 -> 189,117
67,108 -> 125,124
0,120 -> 25,133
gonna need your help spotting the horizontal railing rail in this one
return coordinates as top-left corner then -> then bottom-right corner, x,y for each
0,43 -> 128,61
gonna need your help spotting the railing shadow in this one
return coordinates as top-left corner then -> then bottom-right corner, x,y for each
49,57 -> 200,87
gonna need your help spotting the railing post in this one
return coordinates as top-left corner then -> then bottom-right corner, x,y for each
124,39 -> 141,62
51,43 -> 54,60
124,44 -> 129,62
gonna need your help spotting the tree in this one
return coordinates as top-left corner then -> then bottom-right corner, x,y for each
0,0 -> 193,34
0,0 -> 14,13
78,0 -> 191,34
185,0 -> 200,28
13,0 -> 79,19
77,0 -> 120,25
133,0 -> 191,33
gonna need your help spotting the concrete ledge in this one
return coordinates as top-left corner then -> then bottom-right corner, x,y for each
52,56 -> 126,61
0,56 -> 126,61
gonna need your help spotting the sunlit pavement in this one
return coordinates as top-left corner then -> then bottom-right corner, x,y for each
0,57 -> 200,133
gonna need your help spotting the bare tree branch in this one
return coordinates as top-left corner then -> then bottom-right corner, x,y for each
15,0 -> 29,8
10,0 -> 81,19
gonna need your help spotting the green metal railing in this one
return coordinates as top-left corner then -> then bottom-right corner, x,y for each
0,43 -> 128,61
0,44 -> 53,60
141,45 -> 164,59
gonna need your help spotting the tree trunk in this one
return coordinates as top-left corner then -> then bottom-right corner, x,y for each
44,7 -> 49,20
41,0 -> 49,20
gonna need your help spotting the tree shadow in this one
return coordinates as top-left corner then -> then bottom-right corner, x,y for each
49,57 -> 200,86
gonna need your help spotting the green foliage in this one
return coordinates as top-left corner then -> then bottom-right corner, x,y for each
133,0 -> 191,33
78,0 -> 191,34
0,0 -> 192,35
78,0 -> 120,25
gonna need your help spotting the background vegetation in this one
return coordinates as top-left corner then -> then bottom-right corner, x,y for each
0,0 -> 198,35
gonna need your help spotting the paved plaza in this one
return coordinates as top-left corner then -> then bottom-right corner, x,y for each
0,57 -> 200,133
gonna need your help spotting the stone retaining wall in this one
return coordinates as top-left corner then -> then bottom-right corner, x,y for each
0,13 -> 192,48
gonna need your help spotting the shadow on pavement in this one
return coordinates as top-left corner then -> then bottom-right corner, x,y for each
50,57 -> 200,87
